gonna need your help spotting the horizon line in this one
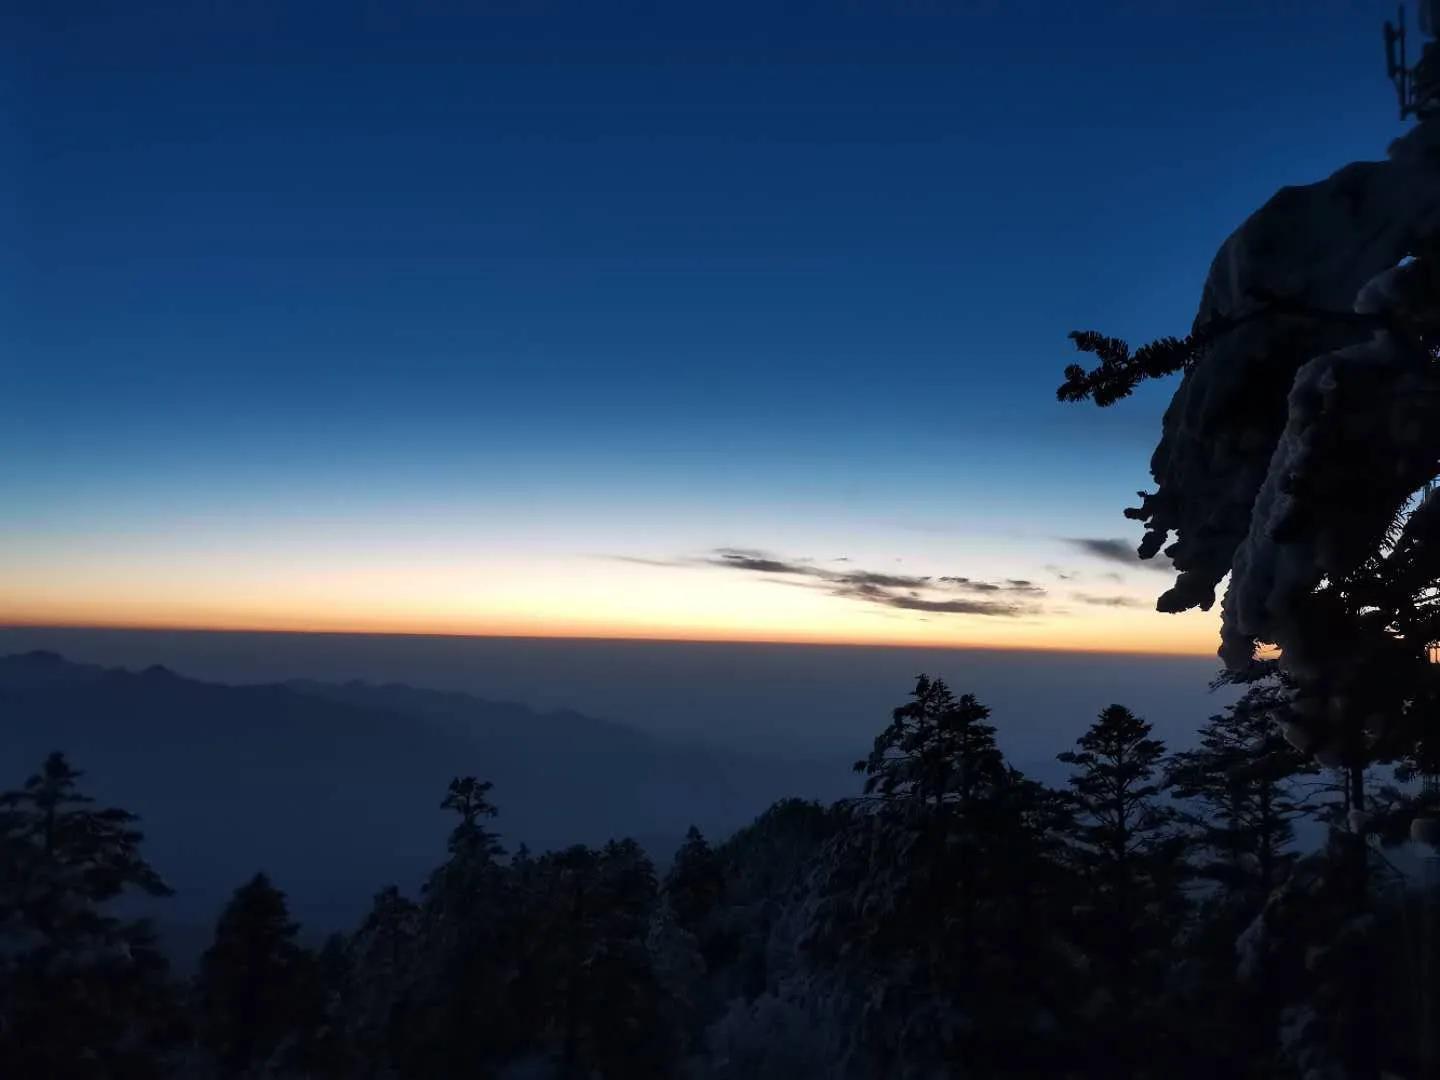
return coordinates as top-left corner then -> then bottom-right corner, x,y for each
0,618 -> 1222,661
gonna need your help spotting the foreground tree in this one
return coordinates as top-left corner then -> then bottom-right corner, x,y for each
1167,678 -> 1315,902
339,885 -> 420,1072
852,675 -> 1012,972
197,872 -> 321,1076
1057,121 -> 1440,1080
1058,705 -> 1182,1046
1055,116 -> 1440,804
393,776 -> 517,1078
512,839 -> 672,1078
0,752 -> 177,1077
665,826 -> 724,934
438,776 -> 503,864
797,677 -> 1079,1076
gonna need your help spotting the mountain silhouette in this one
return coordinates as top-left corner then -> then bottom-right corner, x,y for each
0,652 -> 850,944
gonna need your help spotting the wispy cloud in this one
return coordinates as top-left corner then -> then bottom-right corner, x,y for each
606,555 -> 688,568
833,583 -> 1034,615
708,549 -> 815,575
614,547 -> 1046,619
1064,537 -> 1172,573
1071,592 -> 1144,608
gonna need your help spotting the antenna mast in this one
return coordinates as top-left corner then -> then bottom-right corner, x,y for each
1386,2 -> 1440,119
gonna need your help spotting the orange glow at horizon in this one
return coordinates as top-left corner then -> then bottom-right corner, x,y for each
0,541 -> 1223,658
0,596 -> 1221,658
0,612 -> 1219,657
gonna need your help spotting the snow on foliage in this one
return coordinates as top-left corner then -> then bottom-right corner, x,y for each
1062,116 -> 1440,764
1138,118 -> 1440,664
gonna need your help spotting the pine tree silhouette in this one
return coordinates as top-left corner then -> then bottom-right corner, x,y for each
1167,680 -> 1315,900
0,752 -> 177,1078
852,675 -> 1013,971
438,776 -> 503,861
664,826 -> 724,932
400,776 -> 518,1078
197,872 -> 318,1076
1058,705 -> 1183,1053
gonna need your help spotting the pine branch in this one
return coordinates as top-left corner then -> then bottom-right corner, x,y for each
1057,294 -> 1398,408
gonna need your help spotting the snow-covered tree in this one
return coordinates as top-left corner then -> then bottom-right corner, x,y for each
850,676 -> 1015,970
1057,118 -> 1440,777
1057,117 -> 1440,1080
854,674 -> 1008,815
796,678 -> 1078,1076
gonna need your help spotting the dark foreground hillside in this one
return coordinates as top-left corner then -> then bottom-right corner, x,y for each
2,665 -> 1432,1079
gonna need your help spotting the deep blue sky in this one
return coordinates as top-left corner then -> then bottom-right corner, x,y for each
1,0 -> 1412,651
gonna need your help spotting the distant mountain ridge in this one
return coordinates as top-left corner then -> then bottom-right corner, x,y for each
0,651 -> 852,936
0,648 -> 106,688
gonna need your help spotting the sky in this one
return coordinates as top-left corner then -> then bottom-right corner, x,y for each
0,0 -> 1415,655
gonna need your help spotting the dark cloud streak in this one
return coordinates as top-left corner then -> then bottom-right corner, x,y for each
1065,537 -> 1172,573
712,550 -> 809,575
604,555 -> 688,568
1071,592 -> 1143,608
698,547 -> 1046,618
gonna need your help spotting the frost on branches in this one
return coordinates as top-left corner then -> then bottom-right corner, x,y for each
1060,117 -> 1440,760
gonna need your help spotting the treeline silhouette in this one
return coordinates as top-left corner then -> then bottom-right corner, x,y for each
2,670 -> 1431,1079
1045,115 -> 1440,1080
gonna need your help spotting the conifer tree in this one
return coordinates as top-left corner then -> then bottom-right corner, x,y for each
851,675 -> 1013,971
805,679 -> 1073,1074
400,777 -> 517,1077
717,798 -> 835,905
521,840 -> 671,1078
588,839 -> 669,1077
1167,680 -> 1315,901
300,933 -> 356,1079
439,775 -> 503,862
345,885 -> 419,1071
0,752 -> 177,1078
1058,706 -> 1183,1034
664,825 -> 724,932
711,799 -> 837,1001
855,674 -> 1009,815
354,885 -> 418,988
196,872 -> 318,1076
1,751 -> 171,935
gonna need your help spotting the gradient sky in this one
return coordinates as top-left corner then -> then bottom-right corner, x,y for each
1,0 -> 1413,654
